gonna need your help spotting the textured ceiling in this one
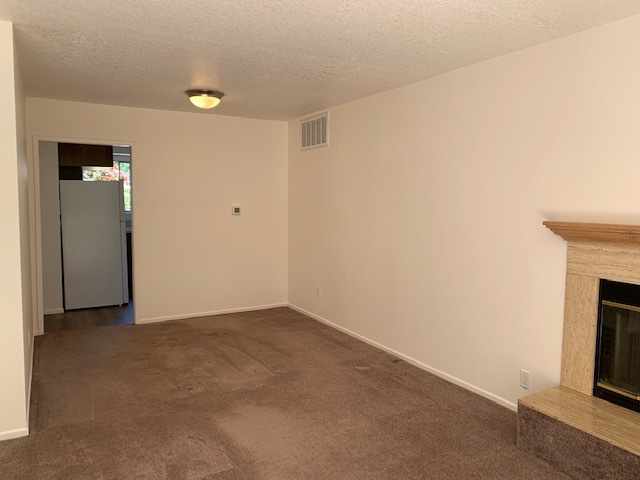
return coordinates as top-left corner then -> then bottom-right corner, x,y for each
1,1 -> 640,120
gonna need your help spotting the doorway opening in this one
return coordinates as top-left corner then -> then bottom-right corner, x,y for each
37,141 -> 134,333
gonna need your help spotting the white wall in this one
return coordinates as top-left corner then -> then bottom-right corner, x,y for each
15,25 -> 32,413
39,141 -> 64,314
27,99 -> 288,324
288,15 -> 640,408
0,21 -> 30,441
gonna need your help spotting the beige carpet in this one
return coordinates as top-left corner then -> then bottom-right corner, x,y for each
0,307 -> 569,479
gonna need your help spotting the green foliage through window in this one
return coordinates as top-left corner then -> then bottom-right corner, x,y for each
82,161 -> 131,211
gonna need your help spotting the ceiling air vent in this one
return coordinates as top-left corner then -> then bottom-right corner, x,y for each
301,112 -> 329,150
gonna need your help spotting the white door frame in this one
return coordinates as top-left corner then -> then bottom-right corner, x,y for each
29,135 -> 137,335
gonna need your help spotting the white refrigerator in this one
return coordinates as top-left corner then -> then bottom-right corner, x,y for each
59,180 -> 129,310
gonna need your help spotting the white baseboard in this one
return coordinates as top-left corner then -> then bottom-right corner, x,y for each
43,308 -> 64,315
138,303 -> 288,325
0,428 -> 29,442
288,303 -> 517,412
3,332 -> 37,443
26,331 -> 34,436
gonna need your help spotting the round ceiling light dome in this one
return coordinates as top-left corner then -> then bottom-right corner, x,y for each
186,89 -> 224,109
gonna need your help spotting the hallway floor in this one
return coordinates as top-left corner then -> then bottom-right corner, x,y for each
44,302 -> 134,332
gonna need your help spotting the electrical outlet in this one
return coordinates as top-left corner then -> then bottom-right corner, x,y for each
316,285 -> 322,297
520,369 -> 530,389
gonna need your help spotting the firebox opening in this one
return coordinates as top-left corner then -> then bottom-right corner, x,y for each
594,279 -> 640,413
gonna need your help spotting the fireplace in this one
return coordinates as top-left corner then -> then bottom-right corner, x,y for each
594,279 -> 640,413
516,222 -> 640,480
538,221 -> 640,398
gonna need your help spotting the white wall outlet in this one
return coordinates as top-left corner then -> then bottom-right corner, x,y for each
316,285 -> 322,297
520,369 -> 530,389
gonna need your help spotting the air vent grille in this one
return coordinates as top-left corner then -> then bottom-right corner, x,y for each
301,113 -> 328,150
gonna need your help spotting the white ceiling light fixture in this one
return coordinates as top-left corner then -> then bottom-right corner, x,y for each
186,89 -> 224,109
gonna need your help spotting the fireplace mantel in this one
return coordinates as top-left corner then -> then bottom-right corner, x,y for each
544,221 -> 640,246
545,221 -> 640,395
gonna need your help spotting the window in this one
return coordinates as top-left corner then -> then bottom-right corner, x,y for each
82,160 -> 131,211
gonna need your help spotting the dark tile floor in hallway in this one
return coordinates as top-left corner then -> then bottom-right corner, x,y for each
45,302 -> 134,332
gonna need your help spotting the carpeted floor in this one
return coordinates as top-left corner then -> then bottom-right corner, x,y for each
0,307 -> 570,479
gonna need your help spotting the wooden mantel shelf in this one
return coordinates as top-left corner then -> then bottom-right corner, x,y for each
544,221 -> 640,245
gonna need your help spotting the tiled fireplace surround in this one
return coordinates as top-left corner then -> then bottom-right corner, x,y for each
516,222 -> 640,479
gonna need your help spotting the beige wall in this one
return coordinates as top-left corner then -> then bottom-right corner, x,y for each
288,15 -> 640,408
15,26 -> 32,411
38,141 -> 64,314
27,99 -> 288,324
0,21 -> 30,440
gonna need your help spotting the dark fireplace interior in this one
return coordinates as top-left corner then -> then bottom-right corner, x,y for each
594,279 -> 640,413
